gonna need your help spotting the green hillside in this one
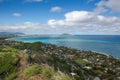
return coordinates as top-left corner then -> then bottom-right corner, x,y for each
0,40 -> 120,80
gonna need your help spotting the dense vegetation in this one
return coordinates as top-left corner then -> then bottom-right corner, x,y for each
0,47 -> 19,80
0,40 -> 120,80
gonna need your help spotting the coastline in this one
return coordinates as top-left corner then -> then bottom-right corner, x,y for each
6,37 -> 120,59
6,36 -> 120,59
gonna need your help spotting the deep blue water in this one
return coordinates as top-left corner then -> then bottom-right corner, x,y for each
8,35 -> 120,58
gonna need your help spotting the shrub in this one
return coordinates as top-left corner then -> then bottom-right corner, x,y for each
41,65 -> 55,80
21,64 -> 41,79
0,52 -> 18,75
0,48 -> 19,80
54,71 -> 73,80
4,72 -> 17,80
74,59 -> 88,66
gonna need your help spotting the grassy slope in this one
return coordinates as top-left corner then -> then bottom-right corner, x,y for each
0,41 -> 119,80
0,47 -> 73,80
0,47 -> 19,80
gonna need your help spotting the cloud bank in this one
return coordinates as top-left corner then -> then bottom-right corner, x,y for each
48,11 -> 120,34
0,0 -> 120,35
95,0 -> 120,14
0,10 -> 120,35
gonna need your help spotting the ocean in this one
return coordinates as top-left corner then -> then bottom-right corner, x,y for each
8,35 -> 120,58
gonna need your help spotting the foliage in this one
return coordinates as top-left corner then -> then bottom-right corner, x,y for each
54,71 -> 73,80
0,40 -> 119,80
41,64 -> 55,80
74,59 -> 88,66
0,47 -> 19,80
4,72 -> 17,80
21,64 -> 73,80
21,64 -> 41,79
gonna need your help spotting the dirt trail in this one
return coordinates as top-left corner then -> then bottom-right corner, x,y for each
15,51 -> 28,80
15,51 -> 46,80
18,51 -> 28,72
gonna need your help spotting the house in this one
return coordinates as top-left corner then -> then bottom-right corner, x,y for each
83,66 -> 91,69
23,49 -> 32,54
70,72 -> 76,76
94,77 -> 100,80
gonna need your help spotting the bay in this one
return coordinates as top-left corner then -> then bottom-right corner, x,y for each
8,35 -> 120,58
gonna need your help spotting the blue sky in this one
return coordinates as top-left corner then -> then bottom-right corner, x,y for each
0,0 -> 120,34
0,0 -> 99,24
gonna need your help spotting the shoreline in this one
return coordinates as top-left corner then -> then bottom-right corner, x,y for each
5,38 -> 120,59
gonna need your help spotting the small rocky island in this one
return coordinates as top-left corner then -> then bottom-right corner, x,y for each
0,40 -> 120,80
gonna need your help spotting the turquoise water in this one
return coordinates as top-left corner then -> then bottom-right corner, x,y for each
8,35 -> 120,58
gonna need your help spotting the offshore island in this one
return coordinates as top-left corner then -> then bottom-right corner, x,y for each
0,34 -> 120,80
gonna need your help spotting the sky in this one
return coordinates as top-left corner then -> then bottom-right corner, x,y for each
0,0 -> 120,35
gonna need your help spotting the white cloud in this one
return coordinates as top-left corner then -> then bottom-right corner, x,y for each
13,13 -> 22,17
1,10 -> 120,35
25,0 -> 43,2
105,0 -> 120,12
94,0 -> 108,14
95,0 -> 120,14
65,11 -> 94,22
48,10 -> 120,34
51,6 -> 62,12
0,21 -> 63,34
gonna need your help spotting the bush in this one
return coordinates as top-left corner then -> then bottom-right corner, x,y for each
0,48 -> 19,80
54,71 -> 73,80
41,65 -> 55,80
0,52 -> 18,75
4,72 -> 17,80
21,64 -> 41,79
74,59 -> 88,66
